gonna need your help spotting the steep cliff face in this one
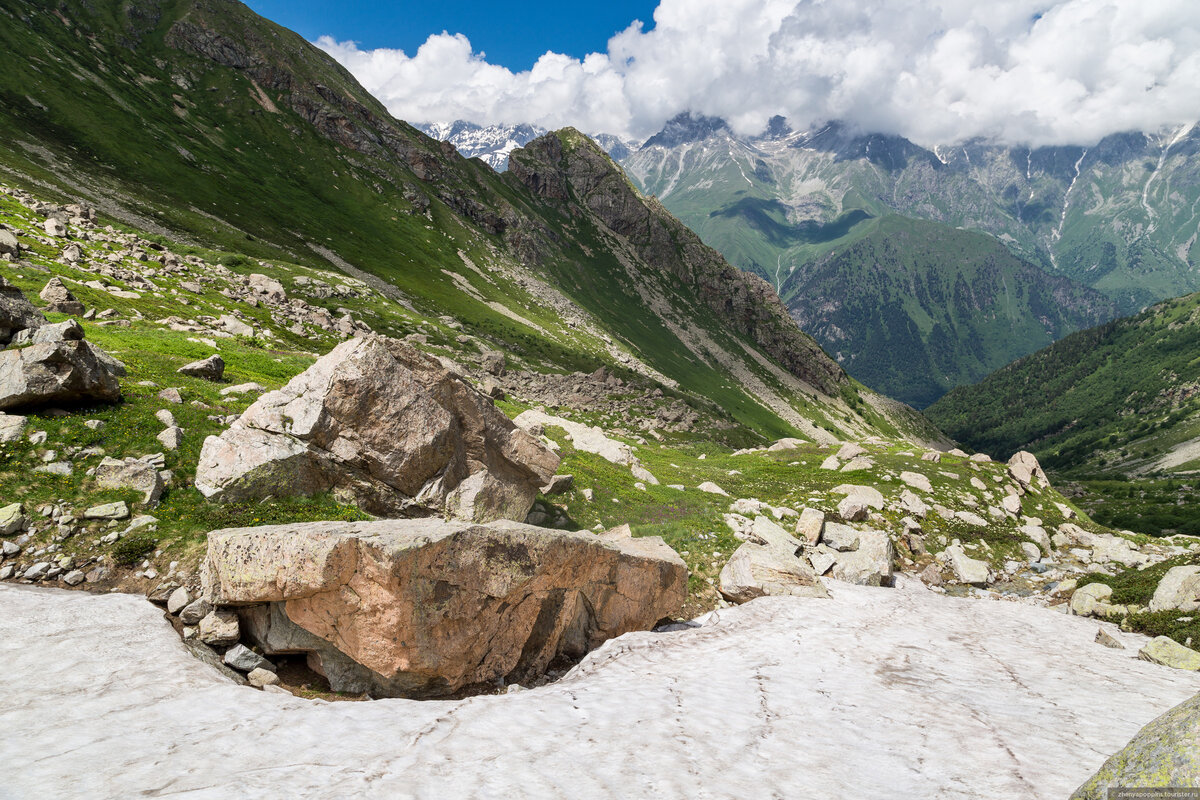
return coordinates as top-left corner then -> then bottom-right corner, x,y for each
508,130 -> 847,397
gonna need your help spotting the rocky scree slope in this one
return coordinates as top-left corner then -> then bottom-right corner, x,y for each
0,0 -> 935,448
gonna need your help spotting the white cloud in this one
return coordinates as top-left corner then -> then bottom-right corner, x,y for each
317,0 -> 1200,146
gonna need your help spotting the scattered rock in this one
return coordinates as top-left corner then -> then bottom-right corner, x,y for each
62,570 -> 85,586
825,529 -> 894,587
0,277 -> 46,346
202,518 -> 687,697
1137,637 -> 1200,671
944,544 -> 990,586
167,586 -> 191,615
697,481 -> 728,496
158,388 -> 183,404
95,457 -> 164,505
223,643 -> 273,673
247,667 -> 280,688
1008,451 -> 1048,491
198,609 -> 240,646
796,508 -> 824,545
899,471 -> 932,493
819,456 -> 840,471
179,598 -> 212,626
1070,583 -> 1116,618
1149,566 -> 1200,613
836,443 -> 866,460
0,502 -> 28,535
719,517 -> 828,604
178,354 -> 225,381
156,426 -> 184,451
481,351 -> 506,376
83,501 -> 129,521
542,474 -> 574,495
1095,629 -> 1125,650
0,326 -> 123,411
0,229 -> 19,258
196,336 -> 559,521
38,277 -> 84,315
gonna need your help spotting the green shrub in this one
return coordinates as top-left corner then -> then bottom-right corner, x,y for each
112,532 -> 158,566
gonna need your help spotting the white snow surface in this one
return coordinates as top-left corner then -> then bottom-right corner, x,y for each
3,578 -> 1199,799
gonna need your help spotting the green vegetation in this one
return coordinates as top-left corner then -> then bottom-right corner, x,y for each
925,292 -> 1200,476
778,216 -> 1114,407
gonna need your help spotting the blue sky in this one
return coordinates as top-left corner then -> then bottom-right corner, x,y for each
245,0 -> 658,70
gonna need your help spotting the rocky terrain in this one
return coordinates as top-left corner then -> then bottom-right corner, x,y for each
1,0 -> 1199,793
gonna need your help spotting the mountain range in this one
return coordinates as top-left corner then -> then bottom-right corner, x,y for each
0,0 -> 936,448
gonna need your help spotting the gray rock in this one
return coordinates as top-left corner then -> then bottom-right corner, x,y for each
63,570 -> 85,586
0,413 -> 26,442
945,544 -> 990,585
822,522 -> 860,552
481,351 -> 506,376
0,277 -> 46,346
83,501 -> 129,521
0,229 -> 19,257
23,562 -> 50,581
95,457 -> 164,506
542,474 -> 573,495
719,530 -> 829,605
43,217 -> 66,237
827,530 -> 894,587
223,643 -> 273,673
198,609 -> 240,646
167,586 -> 191,615
837,496 -> 870,522
247,667 -> 280,688
38,278 -> 84,316
179,597 -> 212,625
0,564 -> 13,580
795,507 -> 824,545
0,332 -> 123,411
177,354 -> 224,381
1138,637 -> 1200,671
1070,583 -> 1115,617
1149,565 -> 1200,613
156,426 -> 183,451
2,539 -> 20,557
1095,628 -> 1124,649
1020,542 -> 1042,562
195,336 -> 559,521
0,502 -> 28,535
1070,691 -> 1200,798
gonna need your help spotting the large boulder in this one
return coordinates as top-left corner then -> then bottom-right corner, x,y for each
1007,451 -> 1048,491
1071,691 -> 1200,798
823,526 -> 895,587
1150,565 -> 1200,613
0,277 -> 46,345
201,518 -> 687,697
195,336 -> 559,521
1138,637 -> 1200,671
38,277 -> 84,316
0,322 -> 123,410
719,516 -> 829,603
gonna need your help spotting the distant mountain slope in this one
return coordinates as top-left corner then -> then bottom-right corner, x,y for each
925,292 -> 1200,475
416,121 -> 547,171
622,114 -> 1200,314
781,216 -> 1116,407
420,121 -> 637,171
0,0 -> 941,447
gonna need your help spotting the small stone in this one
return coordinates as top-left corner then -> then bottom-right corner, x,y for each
248,667 -> 281,688
23,562 -> 50,581
179,597 -> 212,625
177,354 -> 225,381
2,539 -> 20,557
63,569 -> 85,586
83,501 -> 129,521
542,474 -> 574,495
155,409 -> 177,428
837,497 -> 870,522
796,508 -> 824,545
167,586 -> 190,614
1095,628 -> 1125,649
156,426 -> 184,451
198,609 -> 240,646
223,643 -> 273,673
0,502 -> 29,535
697,482 -> 728,496
158,388 -> 183,404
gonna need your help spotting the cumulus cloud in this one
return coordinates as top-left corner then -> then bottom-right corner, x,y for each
317,0 -> 1200,146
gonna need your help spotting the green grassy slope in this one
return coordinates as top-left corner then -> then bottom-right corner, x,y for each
780,216 -> 1115,408
925,292 -> 1200,476
0,0 -> 932,446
